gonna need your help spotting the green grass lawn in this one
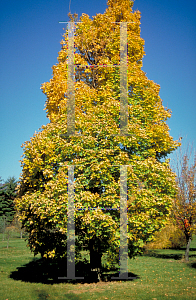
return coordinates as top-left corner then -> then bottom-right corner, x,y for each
0,233 -> 196,300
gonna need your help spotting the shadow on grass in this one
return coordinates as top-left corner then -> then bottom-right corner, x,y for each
189,262 -> 196,269
10,257 -> 139,284
144,251 -> 182,260
144,249 -> 196,260
178,247 -> 196,252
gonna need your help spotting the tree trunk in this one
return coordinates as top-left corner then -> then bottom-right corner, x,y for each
90,248 -> 102,270
185,236 -> 191,262
89,242 -> 102,281
2,217 -> 6,241
7,231 -> 10,249
20,230 -> 23,239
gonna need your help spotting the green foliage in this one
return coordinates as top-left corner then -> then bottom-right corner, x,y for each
0,176 -> 17,224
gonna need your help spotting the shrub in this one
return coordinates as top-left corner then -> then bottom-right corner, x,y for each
145,219 -> 186,250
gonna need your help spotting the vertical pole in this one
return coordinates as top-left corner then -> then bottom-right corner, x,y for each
67,22 -> 75,135
111,165 -> 135,280
67,165 -> 75,278
58,165 -> 84,279
120,22 -> 128,136
119,165 -> 128,277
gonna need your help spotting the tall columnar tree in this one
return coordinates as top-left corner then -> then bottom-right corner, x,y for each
15,0 -> 179,271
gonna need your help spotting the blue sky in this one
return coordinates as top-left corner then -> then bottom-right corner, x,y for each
0,0 -> 195,182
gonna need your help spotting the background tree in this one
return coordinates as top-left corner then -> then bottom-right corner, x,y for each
0,177 -> 6,240
0,176 -> 17,240
172,145 -> 196,261
15,0 -> 180,273
11,214 -> 26,239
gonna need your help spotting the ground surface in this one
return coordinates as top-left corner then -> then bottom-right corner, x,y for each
0,233 -> 196,299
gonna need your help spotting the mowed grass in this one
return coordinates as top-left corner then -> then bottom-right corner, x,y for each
0,233 -> 196,300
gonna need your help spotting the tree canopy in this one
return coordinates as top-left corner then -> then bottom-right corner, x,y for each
15,0 -> 179,270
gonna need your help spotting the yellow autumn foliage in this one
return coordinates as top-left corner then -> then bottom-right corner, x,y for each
15,0 -> 180,264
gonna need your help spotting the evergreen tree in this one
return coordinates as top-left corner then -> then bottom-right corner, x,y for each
0,176 -> 17,223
